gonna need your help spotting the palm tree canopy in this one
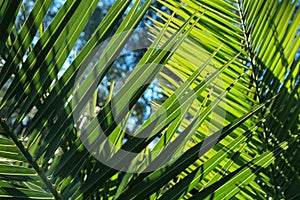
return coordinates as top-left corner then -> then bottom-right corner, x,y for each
0,0 -> 299,199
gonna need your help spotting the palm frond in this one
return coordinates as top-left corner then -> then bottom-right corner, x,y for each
0,0 -> 298,199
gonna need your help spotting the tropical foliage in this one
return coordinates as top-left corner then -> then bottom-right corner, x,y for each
0,0 -> 299,199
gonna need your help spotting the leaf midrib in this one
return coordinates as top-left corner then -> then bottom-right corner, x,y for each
0,119 -> 60,200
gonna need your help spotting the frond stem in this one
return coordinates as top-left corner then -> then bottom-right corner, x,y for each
0,119 -> 61,200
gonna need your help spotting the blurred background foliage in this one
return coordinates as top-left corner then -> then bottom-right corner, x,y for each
4,0 -> 169,132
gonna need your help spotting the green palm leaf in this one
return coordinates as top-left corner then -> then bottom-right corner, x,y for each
0,0 -> 298,199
